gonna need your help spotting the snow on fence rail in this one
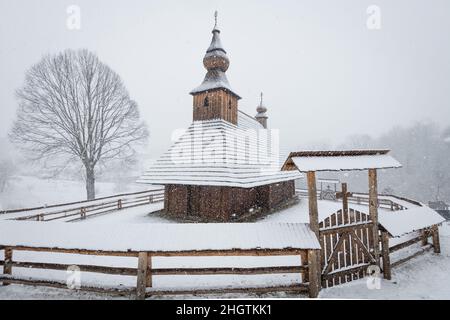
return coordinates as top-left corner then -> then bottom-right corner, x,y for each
5,189 -> 164,222
0,222 -> 321,299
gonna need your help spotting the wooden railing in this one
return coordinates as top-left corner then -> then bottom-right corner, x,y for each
8,189 -> 164,222
0,245 -> 312,299
295,189 -> 408,211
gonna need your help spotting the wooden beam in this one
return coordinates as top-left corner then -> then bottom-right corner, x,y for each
389,236 -> 423,253
323,232 -> 348,275
381,231 -> 391,280
152,266 -> 308,275
368,168 -> 380,265
320,222 -> 373,235
6,245 -> 306,258
322,263 -> 370,280
306,171 -> 322,284
307,249 -> 320,298
350,230 -> 376,263
431,225 -> 441,254
307,171 -> 319,236
136,252 -> 148,300
145,284 -> 308,297
8,261 -> 137,276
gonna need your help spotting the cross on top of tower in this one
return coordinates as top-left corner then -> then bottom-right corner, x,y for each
214,11 -> 218,30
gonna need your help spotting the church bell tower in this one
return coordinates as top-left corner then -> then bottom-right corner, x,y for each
190,12 -> 241,125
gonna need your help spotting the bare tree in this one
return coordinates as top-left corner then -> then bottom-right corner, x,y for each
10,49 -> 148,200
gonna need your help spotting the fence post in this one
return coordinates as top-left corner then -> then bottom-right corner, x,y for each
146,255 -> 152,288
308,249 -> 320,298
136,252 -> 148,300
431,225 -> 441,254
149,195 -> 153,203
421,229 -> 428,246
118,199 -> 122,210
3,247 -> 13,286
80,207 -> 86,219
368,169 -> 381,266
381,231 -> 391,280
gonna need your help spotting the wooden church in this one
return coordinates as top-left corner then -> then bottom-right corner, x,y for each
138,14 -> 301,221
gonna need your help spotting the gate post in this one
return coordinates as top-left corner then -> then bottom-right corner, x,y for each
307,171 -> 322,287
380,231 -> 391,280
308,249 -> 320,298
368,169 -> 380,266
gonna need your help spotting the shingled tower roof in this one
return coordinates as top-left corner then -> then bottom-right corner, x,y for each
190,11 -> 240,99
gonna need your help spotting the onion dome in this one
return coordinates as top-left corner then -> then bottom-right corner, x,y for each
190,11 -> 240,98
255,92 -> 268,128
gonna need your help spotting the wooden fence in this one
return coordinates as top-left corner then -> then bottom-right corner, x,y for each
379,225 -> 441,280
7,189 -> 164,222
0,245 -> 316,299
296,189 -> 408,211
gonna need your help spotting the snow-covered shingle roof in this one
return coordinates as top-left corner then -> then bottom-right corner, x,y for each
282,150 -> 402,172
137,111 -> 302,188
379,205 -> 445,237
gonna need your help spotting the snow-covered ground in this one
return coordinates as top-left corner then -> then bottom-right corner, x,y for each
0,175 -> 149,210
0,177 -> 448,299
1,222 -> 449,299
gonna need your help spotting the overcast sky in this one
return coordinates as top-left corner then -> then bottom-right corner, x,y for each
1,0 -> 449,157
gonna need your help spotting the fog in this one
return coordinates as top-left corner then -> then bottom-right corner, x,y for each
1,0 -> 450,157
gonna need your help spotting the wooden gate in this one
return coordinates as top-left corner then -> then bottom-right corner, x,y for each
319,208 -> 377,288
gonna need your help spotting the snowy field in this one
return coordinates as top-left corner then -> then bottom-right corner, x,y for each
0,175 -> 150,210
0,176 -> 448,299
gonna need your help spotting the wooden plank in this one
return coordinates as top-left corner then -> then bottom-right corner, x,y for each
322,264 -> 370,280
5,246 -> 307,258
323,232 -> 348,275
432,225 -> 441,254
320,222 -> 373,235
136,252 -> 149,300
8,261 -> 137,276
146,284 -> 309,297
350,233 -> 357,280
368,168 -> 380,265
307,171 -> 319,236
139,266 -> 310,276
381,231 -> 391,280
350,230 -> 376,263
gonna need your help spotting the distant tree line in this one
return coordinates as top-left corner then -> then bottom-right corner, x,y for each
331,122 -> 450,203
